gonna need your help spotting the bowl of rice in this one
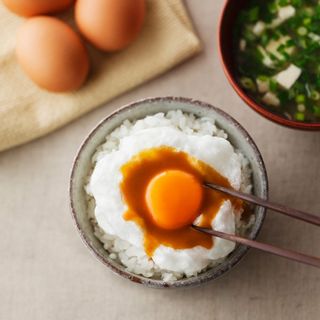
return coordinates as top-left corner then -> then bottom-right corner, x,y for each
69,97 -> 268,288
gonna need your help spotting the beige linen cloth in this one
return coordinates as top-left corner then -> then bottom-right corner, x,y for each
0,0 -> 201,152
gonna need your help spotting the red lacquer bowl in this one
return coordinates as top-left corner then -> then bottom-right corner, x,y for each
218,0 -> 320,130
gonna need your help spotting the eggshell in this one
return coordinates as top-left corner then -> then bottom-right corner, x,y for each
75,0 -> 145,52
16,17 -> 90,92
2,0 -> 74,17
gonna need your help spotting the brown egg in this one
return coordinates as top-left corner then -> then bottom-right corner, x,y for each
16,17 -> 90,92
75,0 -> 145,52
2,0 -> 74,17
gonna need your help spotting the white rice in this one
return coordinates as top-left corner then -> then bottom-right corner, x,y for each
85,110 -> 254,282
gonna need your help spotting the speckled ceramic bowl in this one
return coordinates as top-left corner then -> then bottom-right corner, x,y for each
69,97 -> 268,288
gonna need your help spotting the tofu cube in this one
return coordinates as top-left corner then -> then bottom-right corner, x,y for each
274,64 -> 302,90
262,92 -> 280,107
278,5 -> 296,21
270,5 -> 296,28
308,32 -> 320,43
252,21 -> 266,35
239,39 -> 246,51
256,78 -> 269,93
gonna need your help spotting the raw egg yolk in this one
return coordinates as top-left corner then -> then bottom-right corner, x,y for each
146,170 -> 203,230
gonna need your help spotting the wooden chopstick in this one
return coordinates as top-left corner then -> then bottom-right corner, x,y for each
192,226 -> 320,268
197,182 -> 320,268
204,183 -> 320,226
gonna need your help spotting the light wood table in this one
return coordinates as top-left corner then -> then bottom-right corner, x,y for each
1,1 -> 319,319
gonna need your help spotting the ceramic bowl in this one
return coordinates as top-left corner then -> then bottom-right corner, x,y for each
219,0 -> 320,130
69,97 -> 268,288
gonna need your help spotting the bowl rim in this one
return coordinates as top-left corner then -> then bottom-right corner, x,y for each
69,96 -> 269,288
218,0 -> 320,131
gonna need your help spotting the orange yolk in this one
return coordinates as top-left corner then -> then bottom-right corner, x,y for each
146,170 -> 203,230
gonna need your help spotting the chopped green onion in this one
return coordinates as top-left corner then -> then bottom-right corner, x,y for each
285,39 -> 295,47
268,52 -> 278,61
261,33 -> 270,46
257,75 -> 269,81
297,26 -> 308,36
295,112 -> 305,121
305,83 -> 312,97
316,5 -> 320,18
288,88 -> 296,99
272,31 -> 282,41
298,38 -> 307,48
304,8 -> 314,17
303,17 -> 312,25
313,106 -> 320,116
269,79 -> 278,92
311,90 -> 320,101
243,29 -> 256,41
291,0 -> 302,6
295,94 -> 305,103
278,0 -> 289,7
240,77 -> 256,91
268,3 -> 278,14
248,7 -> 259,22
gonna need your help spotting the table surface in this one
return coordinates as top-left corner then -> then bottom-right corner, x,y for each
1,1 -> 319,319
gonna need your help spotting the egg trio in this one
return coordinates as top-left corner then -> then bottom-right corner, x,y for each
3,0 -> 146,92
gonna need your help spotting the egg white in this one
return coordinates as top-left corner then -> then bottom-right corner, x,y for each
88,126 -> 242,274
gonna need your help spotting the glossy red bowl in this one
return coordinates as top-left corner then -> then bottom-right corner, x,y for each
218,0 -> 320,130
